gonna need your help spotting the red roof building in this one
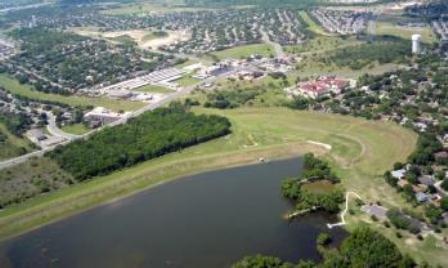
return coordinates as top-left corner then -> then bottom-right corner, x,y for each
296,76 -> 349,99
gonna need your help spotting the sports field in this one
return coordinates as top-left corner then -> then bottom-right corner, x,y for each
0,74 -> 145,111
0,108 -> 416,244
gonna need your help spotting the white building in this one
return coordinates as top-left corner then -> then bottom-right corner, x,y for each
412,34 -> 421,54
84,107 -> 129,125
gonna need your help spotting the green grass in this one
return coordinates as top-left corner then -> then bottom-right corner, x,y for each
101,2 -> 254,16
0,124 -> 33,160
203,75 -> 291,107
296,59 -> 400,79
106,34 -> 137,46
298,11 -> 335,36
0,107 -> 417,253
212,44 -> 274,60
142,31 -> 168,42
0,74 -> 145,112
60,123 -> 90,135
101,3 -> 216,16
286,36 -> 363,55
134,84 -> 174,94
177,75 -> 201,87
375,22 -> 437,44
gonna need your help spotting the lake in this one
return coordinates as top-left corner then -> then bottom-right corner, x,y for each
0,157 -> 346,268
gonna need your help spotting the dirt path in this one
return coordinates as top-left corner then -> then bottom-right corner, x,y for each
327,191 -> 362,229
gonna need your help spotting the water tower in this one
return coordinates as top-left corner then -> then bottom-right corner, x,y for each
412,34 -> 421,54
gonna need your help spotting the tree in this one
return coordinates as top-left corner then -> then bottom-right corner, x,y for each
441,197 -> 448,211
317,232 -> 332,246
287,96 -> 310,110
48,108 -> 231,180
384,171 -> 398,187
234,228 -> 414,268
333,227 -> 413,268
435,170 -> 445,181
425,205 -> 443,224
232,255 -> 293,268
442,179 -> 448,191
393,162 -> 404,170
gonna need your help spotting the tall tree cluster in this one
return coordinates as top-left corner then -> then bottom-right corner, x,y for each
48,107 -> 231,180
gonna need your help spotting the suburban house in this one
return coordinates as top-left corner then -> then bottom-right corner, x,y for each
418,175 -> 435,186
416,192 -> 429,203
392,169 -> 406,180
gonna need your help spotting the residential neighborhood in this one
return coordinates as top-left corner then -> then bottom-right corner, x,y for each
0,0 -> 448,267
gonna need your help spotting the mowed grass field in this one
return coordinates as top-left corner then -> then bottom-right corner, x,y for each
0,108 -> 416,246
212,43 -> 274,59
0,74 -> 145,112
375,22 -> 437,44
286,36 -> 363,55
60,123 -> 90,135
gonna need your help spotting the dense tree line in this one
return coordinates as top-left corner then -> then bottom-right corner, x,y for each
281,154 -> 344,213
232,227 -> 414,268
408,133 -> 443,165
322,37 -> 410,70
301,153 -> 340,183
0,112 -> 33,136
204,88 -> 263,109
48,107 -> 231,180
405,0 -> 448,19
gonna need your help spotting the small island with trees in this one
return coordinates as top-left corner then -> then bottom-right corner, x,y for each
281,153 -> 345,217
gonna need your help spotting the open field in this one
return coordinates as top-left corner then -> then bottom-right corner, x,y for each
101,2 -> 254,16
298,10 -> 335,36
0,74 -> 145,111
134,84 -> 174,93
0,124 -> 33,161
101,3 -> 217,16
177,75 -> 201,87
375,22 -> 437,44
296,59 -> 400,79
286,36 -> 363,55
0,107 -> 420,261
60,123 -> 90,135
71,28 -> 190,50
211,43 -> 274,59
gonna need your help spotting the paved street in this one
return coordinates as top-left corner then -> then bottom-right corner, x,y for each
0,71 -> 224,171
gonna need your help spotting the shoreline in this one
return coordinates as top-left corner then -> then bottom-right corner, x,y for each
0,142 -> 325,242
0,107 -> 421,265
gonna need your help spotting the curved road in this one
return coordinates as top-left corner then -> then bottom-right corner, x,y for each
0,74 -> 222,171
